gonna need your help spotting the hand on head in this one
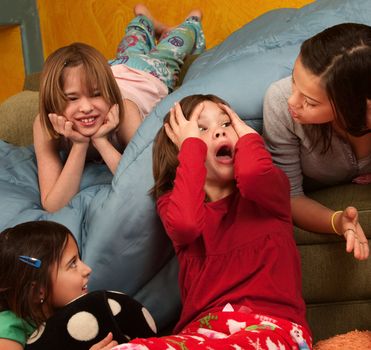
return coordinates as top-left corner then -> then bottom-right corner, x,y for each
340,206 -> 369,260
49,113 -> 90,144
164,102 -> 204,148
164,101 -> 258,148
218,104 -> 258,138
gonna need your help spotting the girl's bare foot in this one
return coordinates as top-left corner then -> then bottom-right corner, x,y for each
186,9 -> 202,20
134,3 -> 170,38
134,4 -> 202,40
158,9 -> 203,41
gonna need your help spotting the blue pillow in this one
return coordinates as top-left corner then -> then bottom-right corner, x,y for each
0,0 -> 370,332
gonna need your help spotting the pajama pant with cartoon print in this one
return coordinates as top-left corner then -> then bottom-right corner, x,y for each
109,15 -> 205,91
112,310 -> 312,350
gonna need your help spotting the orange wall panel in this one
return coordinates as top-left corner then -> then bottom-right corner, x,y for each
0,0 -> 313,103
38,0 -> 313,60
0,26 -> 24,102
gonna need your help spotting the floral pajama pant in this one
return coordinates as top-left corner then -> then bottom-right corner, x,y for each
108,15 -> 205,91
112,309 -> 312,350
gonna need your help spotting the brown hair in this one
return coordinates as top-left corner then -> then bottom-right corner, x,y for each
151,94 -> 229,199
0,221 -> 77,327
39,42 -> 124,138
299,23 -> 371,150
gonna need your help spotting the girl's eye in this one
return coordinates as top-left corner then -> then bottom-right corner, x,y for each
198,126 -> 207,131
222,122 -> 231,127
93,90 -> 101,97
69,259 -> 77,268
66,96 -> 78,101
304,99 -> 316,107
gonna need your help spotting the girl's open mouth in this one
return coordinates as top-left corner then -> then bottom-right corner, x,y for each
79,117 -> 97,126
216,145 -> 233,163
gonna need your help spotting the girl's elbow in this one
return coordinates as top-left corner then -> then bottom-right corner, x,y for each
41,196 -> 62,213
166,223 -> 202,246
172,231 -> 201,246
41,203 -> 59,213
172,215 -> 203,233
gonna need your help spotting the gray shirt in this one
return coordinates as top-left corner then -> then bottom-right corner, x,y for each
262,76 -> 371,196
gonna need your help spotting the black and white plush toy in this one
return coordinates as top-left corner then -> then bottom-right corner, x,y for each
26,290 -> 157,350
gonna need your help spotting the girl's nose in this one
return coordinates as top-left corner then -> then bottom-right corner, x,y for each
213,129 -> 226,139
82,262 -> 92,277
288,91 -> 303,109
79,97 -> 93,113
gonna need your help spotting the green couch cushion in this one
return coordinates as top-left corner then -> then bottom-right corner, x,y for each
296,183 -> 371,342
307,301 -> 371,343
0,90 -> 38,146
300,242 -> 371,303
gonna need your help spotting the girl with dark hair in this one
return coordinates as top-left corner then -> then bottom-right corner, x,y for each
33,4 -> 205,213
111,94 -> 312,349
0,221 -> 116,350
263,23 -> 370,260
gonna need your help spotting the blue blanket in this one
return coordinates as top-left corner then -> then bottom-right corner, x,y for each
1,0 -> 370,331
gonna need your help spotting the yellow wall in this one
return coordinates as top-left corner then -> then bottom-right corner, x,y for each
0,26 -> 24,102
0,0 -> 313,103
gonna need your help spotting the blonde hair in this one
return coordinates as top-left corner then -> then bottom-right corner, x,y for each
39,42 -> 124,138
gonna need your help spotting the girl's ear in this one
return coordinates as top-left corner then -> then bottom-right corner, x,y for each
164,123 -> 179,149
31,282 -> 46,303
39,287 -> 46,301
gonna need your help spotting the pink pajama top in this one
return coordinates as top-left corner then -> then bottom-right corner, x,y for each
111,64 -> 168,119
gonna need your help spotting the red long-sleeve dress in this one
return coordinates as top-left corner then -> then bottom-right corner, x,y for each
157,133 -> 309,335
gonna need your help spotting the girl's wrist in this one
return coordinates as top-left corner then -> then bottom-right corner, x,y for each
331,210 -> 343,236
71,140 -> 90,150
92,136 -> 109,149
70,134 -> 90,145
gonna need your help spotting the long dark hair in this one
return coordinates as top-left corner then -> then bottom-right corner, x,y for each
0,221 -> 75,327
151,94 -> 229,199
300,23 -> 371,151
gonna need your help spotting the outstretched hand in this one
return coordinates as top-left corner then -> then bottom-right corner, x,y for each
164,102 -> 204,148
340,207 -> 369,260
92,104 -> 120,140
49,113 -> 89,144
89,332 -> 118,350
218,104 -> 257,137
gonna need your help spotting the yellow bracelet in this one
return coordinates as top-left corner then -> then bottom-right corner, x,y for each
331,211 -> 343,235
